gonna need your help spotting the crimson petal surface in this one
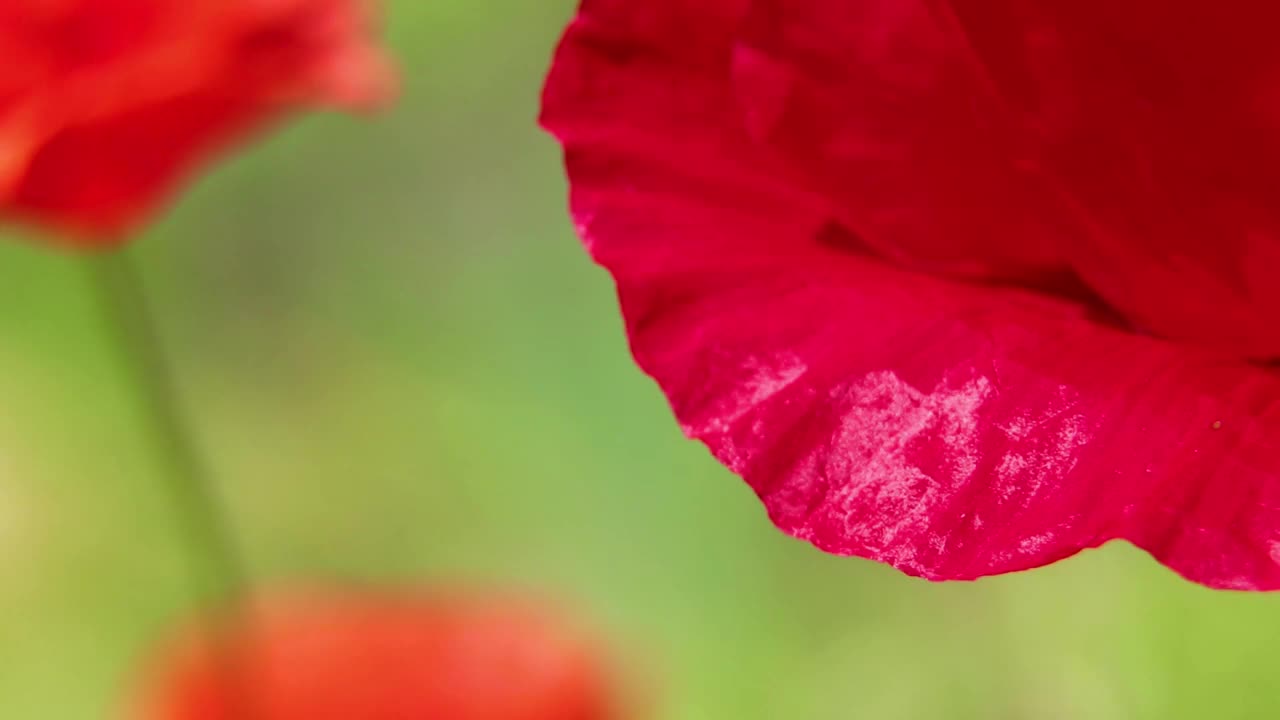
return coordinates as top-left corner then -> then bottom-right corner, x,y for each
543,0 -> 1280,589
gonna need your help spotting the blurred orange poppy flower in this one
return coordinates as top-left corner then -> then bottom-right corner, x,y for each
125,589 -> 624,720
0,0 -> 393,244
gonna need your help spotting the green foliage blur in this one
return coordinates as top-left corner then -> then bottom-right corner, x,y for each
1,2 -> 1277,718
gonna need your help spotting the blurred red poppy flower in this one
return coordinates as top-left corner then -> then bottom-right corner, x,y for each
0,0 -> 392,244
127,589 -> 622,720
541,1 -> 1280,590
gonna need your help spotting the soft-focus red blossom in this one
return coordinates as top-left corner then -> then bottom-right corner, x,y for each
127,589 -> 621,720
541,1 -> 1280,590
0,0 -> 393,244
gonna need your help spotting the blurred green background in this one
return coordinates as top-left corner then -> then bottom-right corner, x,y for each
1,2 -> 1278,718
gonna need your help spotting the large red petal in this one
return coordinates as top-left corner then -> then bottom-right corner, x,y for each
543,0 -> 1280,589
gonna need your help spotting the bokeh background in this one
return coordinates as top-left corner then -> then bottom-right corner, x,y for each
1,2 -> 1278,718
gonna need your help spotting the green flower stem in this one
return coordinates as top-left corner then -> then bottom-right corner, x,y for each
90,249 -> 255,716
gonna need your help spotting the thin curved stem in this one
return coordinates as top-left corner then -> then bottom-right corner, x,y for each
91,250 -> 248,601
90,249 -> 256,717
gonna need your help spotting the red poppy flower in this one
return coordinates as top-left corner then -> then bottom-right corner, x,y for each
541,1 -> 1280,590
0,0 -> 392,244
126,590 -> 622,720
